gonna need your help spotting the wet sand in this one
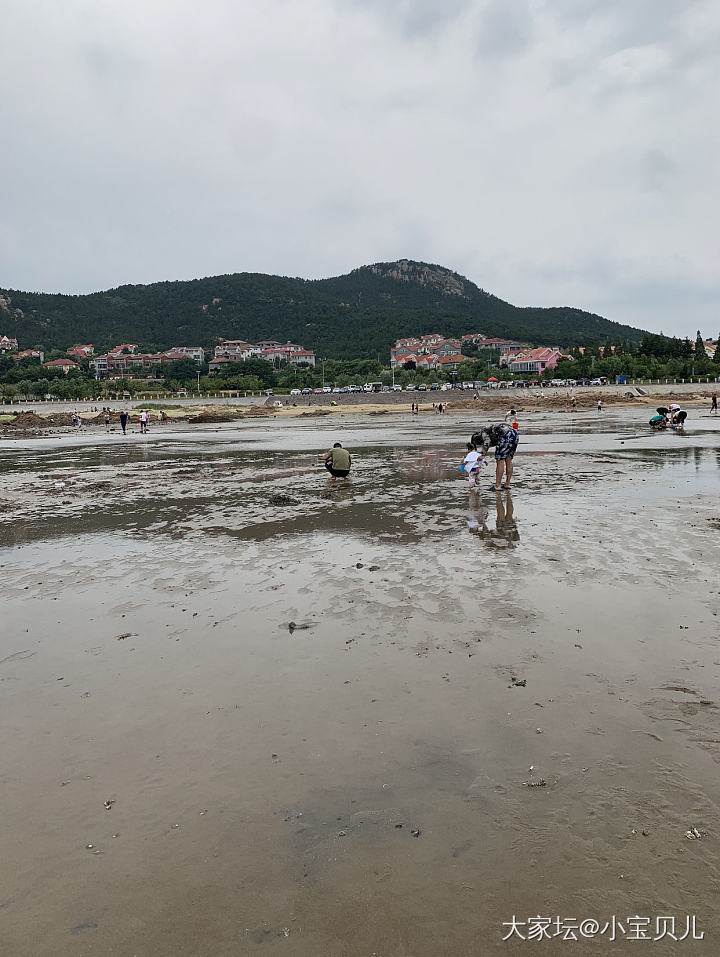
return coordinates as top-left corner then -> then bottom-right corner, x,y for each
2,409 -> 720,955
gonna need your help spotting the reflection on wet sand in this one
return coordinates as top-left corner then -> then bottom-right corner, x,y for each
467,491 -> 520,547
1,414 -> 720,956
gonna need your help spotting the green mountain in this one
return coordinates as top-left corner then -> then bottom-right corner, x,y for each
0,259 -> 646,358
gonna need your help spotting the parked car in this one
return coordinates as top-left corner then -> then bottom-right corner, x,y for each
313,388 -> 323,394
322,386 -> 332,393
332,387 -> 341,393
405,384 -> 416,391
440,383 -> 452,391
392,384 -> 403,391
301,387 -> 312,395
290,388 -> 301,396
430,383 -> 440,390
416,384 -> 427,391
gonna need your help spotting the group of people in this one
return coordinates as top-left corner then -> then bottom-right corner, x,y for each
462,420 -> 519,492
319,388 -> 713,491
69,408 -> 169,434
649,405 -> 688,431
325,411 -> 521,493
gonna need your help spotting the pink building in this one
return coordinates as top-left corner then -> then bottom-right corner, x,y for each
508,348 -> 568,374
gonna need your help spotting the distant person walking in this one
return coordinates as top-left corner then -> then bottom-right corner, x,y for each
104,411 -> 110,431
323,442 -> 351,480
470,423 -> 519,492
711,392 -> 718,414
139,410 -> 148,434
597,399 -> 603,412
119,411 -> 128,434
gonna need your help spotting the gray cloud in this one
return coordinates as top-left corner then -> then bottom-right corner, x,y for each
475,0 -> 535,58
336,0 -> 473,38
0,0 -> 717,338
546,0 -> 693,48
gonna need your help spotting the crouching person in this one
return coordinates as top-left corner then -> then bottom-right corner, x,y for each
324,442 -> 352,480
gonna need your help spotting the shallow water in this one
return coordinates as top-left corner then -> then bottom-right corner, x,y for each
2,411 -> 720,956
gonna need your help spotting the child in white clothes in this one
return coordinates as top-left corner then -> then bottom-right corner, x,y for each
463,442 -> 486,487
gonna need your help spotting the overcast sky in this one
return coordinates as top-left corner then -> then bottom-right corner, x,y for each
1,0 -> 718,337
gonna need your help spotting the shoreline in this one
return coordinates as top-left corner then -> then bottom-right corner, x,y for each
1,389 -> 717,439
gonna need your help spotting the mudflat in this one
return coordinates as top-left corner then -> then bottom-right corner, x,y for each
1,408 -> 719,956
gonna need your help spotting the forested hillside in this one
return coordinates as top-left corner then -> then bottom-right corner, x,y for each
0,260 -> 647,357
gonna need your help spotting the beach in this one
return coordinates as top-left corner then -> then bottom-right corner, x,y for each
1,408 -> 720,956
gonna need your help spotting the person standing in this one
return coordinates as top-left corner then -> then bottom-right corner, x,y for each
711,392 -> 718,414
597,399 -> 603,412
139,410 -> 148,434
323,442 -> 351,480
119,411 -> 129,434
470,423 -> 519,492
104,411 -> 110,431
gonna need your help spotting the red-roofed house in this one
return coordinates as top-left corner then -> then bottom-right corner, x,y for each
0,335 -> 19,353
431,340 -> 462,357
390,352 -> 417,369
13,349 -> 44,362
477,338 -> 524,351
258,346 -> 316,367
208,356 -> 237,373
44,358 -> 79,374
436,354 -> 467,370
67,344 -> 94,358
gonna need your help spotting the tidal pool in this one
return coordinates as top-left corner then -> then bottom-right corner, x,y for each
1,411 -> 719,956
